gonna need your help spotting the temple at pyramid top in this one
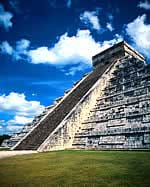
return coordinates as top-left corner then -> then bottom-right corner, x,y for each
92,41 -> 145,67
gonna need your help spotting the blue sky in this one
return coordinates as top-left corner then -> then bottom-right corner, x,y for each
0,0 -> 150,134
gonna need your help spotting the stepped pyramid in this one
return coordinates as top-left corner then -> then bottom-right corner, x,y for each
9,41 -> 150,151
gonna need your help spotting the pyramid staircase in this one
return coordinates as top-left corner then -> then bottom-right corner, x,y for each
72,56 -> 150,149
11,41 -> 150,151
13,52 -> 113,150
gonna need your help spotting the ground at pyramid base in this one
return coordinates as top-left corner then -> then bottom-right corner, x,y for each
2,41 -> 150,151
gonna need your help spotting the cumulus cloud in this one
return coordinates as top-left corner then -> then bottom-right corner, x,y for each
101,34 -> 123,47
14,39 -> 30,60
125,14 -> 150,57
6,125 -> 22,132
7,116 -> 33,126
29,47 -> 56,64
0,120 -> 5,125
137,0 -> 150,10
29,30 -> 101,65
0,30 -> 123,74
0,38 -> 30,60
0,3 -> 13,31
0,92 -> 45,117
29,30 -> 122,67
80,11 -> 101,31
16,39 -> 30,51
0,92 -> 45,133
0,41 -> 13,55
65,64 -> 86,76
106,23 -> 114,31
5,115 -> 32,133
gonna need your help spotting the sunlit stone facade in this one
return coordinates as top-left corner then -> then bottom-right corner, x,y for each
4,41 -> 149,151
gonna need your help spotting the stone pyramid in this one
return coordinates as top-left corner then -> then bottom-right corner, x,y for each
8,41 -> 150,151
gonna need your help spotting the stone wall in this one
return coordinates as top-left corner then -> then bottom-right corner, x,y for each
38,60 -> 119,151
9,41 -> 150,151
73,56 -> 150,149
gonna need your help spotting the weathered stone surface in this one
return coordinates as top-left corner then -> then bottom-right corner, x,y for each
72,56 -> 150,150
5,41 -> 150,151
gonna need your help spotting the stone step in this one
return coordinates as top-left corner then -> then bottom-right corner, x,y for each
14,60 -> 113,150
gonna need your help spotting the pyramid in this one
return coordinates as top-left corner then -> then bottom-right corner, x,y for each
9,41 -> 150,151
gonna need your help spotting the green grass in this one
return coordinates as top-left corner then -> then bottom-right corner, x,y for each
0,150 -> 150,187
0,148 -> 10,151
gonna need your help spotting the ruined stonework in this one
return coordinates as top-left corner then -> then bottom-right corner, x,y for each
7,41 -> 150,151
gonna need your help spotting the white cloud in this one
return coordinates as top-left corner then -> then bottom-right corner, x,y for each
0,92 -> 45,117
0,30 -> 123,74
0,3 -> 13,31
16,39 -> 30,51
65,64 -> 86,76
6,125 -> 22,132
14,39 -> 30,60
137,0 -> 150,10
0,39 -> 30,60
80,11 -> 100,31
29,30 -> 122,66
106,23 -> 114,31
7,116 -> 33,126
125,14 -> 150,57
29,30 -> 102,65
99,34 -> 123,50
0,41 -> 13,55
0,92 -> 45,133
0,120 -> 5,125
29,47 -> 56,64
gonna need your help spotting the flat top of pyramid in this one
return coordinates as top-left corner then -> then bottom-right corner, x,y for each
92,41 -> 145,67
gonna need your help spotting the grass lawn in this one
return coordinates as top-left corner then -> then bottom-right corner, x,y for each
0,148 -> 10,151
0,150 -> 150,187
